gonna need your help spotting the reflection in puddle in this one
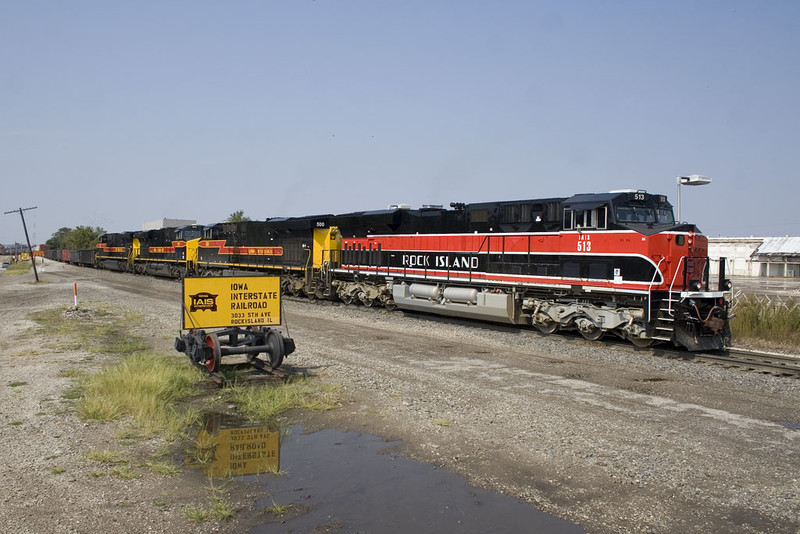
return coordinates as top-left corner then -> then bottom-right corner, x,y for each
189,413 -> 281,477
193,416 -> 584,533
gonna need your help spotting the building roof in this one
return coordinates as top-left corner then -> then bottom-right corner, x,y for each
753,236 -> 800,256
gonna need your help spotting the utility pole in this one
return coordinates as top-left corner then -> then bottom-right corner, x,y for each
4,207 -> 40,282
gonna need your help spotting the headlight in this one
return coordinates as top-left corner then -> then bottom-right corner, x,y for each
689,280 -> 703,291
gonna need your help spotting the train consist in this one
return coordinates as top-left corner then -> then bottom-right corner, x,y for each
46,190 -> 732,351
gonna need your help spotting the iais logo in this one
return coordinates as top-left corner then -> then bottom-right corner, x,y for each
190,292 -> 218,312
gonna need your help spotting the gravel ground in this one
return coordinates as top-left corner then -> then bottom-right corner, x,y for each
1,260 -> 799,533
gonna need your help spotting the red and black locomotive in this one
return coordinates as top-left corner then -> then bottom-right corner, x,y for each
47,189 -> 731,351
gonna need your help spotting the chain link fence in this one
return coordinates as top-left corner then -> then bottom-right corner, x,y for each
730,291 -> 799,313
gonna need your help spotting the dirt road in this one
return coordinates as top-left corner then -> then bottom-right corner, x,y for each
2,261 -> 799,533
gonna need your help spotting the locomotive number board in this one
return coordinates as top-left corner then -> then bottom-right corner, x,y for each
182,276 -> 281,329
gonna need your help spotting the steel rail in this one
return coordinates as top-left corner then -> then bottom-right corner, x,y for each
673,348 -> 800,377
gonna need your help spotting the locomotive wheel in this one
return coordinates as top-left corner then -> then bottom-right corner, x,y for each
535,319 -> 559,335
340,293 -> 353,305
629,336 -> 653,349
384,300 -> 397,311
204,333 -> 222,373
577,319 -> 603,341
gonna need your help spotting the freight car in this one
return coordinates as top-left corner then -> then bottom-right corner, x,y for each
50,190 -> 731,351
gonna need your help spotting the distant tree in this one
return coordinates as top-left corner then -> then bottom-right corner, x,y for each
225,210 -> 251,223
63,226 -> 104,249
46,227 -> 72,249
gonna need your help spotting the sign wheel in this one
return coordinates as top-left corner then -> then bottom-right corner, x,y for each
264,329 -> 285,370
204,333 -> 222,373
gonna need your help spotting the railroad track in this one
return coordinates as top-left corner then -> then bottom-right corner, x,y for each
686,348 -> 800,377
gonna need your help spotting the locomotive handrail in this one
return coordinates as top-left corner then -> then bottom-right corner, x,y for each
647,257 -> 665,322
667,256 -> 687,316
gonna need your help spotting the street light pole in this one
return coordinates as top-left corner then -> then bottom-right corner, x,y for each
3,206 -> 40,282
676,175 -> 712,222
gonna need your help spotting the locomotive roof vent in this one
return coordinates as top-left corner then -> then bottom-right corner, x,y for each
608,189 -> 638,193
420,204 -> 443,211
388,204 -> 412,210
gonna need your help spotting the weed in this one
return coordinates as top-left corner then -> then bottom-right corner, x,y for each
90,471 -> 104,478
82,449 -> 128,464
78,352 -> 204,440
51,466 -> 66,475
185,496 -> 236,522
10,421 -> 23,426
185,431 -> 219,466
8,381 -> 27,387
58,368 -> 85,378
433,419 -> 451,427
145,461 -> 181,476
730,295 -> 800,349
4,262 -> 32,274
110,465 -> 140,479
227,375 -> 339,421
61,386 -> 83,400
263,501 -> 290,515
28,307 -> 148,355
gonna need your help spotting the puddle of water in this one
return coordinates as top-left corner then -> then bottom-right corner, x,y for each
247,426 -> 584,534
191,415 -> 584,532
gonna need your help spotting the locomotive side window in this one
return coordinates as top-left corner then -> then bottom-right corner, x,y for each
564,206 -> 607,230
563,209 -> 574,230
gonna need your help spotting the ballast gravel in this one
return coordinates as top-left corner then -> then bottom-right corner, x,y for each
1,260 -> 799,534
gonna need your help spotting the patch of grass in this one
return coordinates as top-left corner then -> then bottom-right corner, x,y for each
58,368 -> 86,378
51,466 -> 66,475
185,496 -> 236,522
185,431 -> 218,466
8,381 -> 27,387
82,449 -> 128,464
110,465 -> 140,479
432,419 -> 451,427
262,501 -> 290,515
78,352 -> 204,440
28,307 -> 148,355
4,262 -> 32,274
145,460 -> 181,476
10,421 -> 23,426
61,386 -> 83,400
731,295 -> 800,348
227,375 -> 339,421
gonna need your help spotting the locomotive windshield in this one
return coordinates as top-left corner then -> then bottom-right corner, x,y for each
614,192 -> 675,225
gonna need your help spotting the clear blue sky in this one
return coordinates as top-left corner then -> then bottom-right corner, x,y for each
2,0 -> 798,245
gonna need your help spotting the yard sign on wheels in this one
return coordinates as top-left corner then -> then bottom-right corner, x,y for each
175,276 -> 294,375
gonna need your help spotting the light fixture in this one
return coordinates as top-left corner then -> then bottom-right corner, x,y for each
676,175 -> 712,222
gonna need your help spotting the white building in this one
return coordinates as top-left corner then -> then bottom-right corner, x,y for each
141,218 -> 197,231
708,237 -> 800,278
